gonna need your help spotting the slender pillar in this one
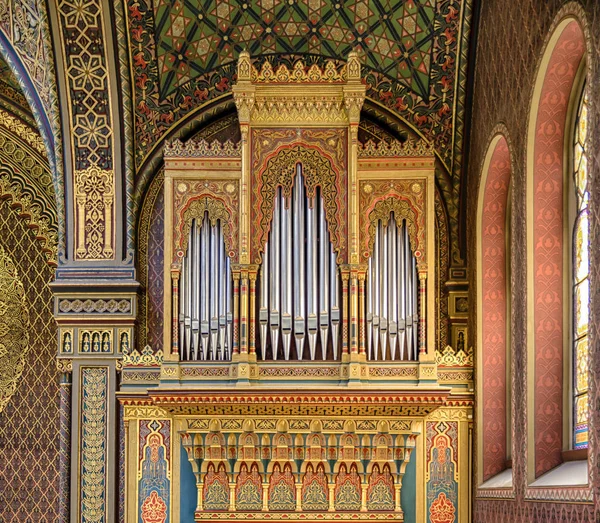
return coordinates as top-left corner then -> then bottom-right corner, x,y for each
341,267 -> 350,355
171,269 -> 180,357
248,268 -> 258,355
358,272 -> 366,355
232,269 -> 241,355
58,369 -> 72,523
349,269 -> 358,354
240,268 -> 249,354
419,272 -> 427,355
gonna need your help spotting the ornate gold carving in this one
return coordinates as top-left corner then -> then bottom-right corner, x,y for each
436,345 -> 473,367
79,330 -> 112,354
233,53 -> 365,125
58,298 -> 132,314
164,139 -> 241,158
56,358 -> 73,373
251,132 -> 347,263
426,407 -> 471,422
368,366 -> 418,378
359,180 -> 427,266
59,328 -> 74,354
0,170 -> 58,267
251,97 -> 346,125
123,345 -> 164,367
74,164 -> 115,260
358,138 -> 434,158
181,198 -> 231,257
251,59 -> 347,83
438,369 -> 474,382
173,180 -> 239,263
0,245 -> 29,413
0,108 -> 46,154
122,405 -> 168,419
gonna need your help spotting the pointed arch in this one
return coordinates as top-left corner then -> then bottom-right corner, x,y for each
526,16 -> 587,479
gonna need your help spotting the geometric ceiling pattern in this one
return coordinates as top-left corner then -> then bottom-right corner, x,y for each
154,0 -> 435,99
127,0 -> 471,181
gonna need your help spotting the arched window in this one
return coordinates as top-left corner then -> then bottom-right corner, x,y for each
572,85 -> 589,450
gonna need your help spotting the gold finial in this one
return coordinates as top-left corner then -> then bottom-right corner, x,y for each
237,50 -> 252,81
347,50 -> 361,81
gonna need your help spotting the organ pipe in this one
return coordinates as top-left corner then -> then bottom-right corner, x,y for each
178,212 -> 233,361
259,169 -> 341,361
367,214 -> 419,361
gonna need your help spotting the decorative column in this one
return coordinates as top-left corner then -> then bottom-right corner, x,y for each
358,271 -> 367,356
341,266 -> 350,356
58,362 -> 72,523
53,0 -> 131,518
419,271 -> 427,355
232,268 -> 241,356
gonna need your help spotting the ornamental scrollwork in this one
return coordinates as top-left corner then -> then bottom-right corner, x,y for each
180,197 -> 232,259
252,144 -> 346,264
74,164 -> 115,260
250,58 -> 347,83
173,180 -> 239,263
366,198 -> 419,260
359,180 -> 426,267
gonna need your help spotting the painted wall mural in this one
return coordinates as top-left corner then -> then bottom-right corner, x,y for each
139,419 -> 171,523
426,421 -> 458,523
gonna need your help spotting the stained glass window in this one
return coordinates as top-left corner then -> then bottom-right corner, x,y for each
572,85 -> 589,450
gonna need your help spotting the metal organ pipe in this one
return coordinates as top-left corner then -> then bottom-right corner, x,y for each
178,211 -> 233,361
269,190 -> 281,359
259,169 -> 341,361
293,167 -> 306,358
366,215 -> 419,361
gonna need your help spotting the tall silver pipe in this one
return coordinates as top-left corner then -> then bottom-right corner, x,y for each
225,256 -> 232,359
398,222 -> 406,360
281,200 -> 292,360
200,217 -> 210,360
270,190 -> 281,359
209,222 -> 219,359
380,222 -> 388,359
293,169 -> 306,359
217,224 -> 226,360
259,242 -> 269,360
366,256 -> 373,361
318,197 -> 330,360
405,225 -> 413,360
306,197 -> 318,360
388,216 -> 398,360
184,224 -> 192,359
191,219 -> 200,360
179,254 -> 186,357
372,226 -> 380,360
330,250 -> 340,360
412,254 -> 418,359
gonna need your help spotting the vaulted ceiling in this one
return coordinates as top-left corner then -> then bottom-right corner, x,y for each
0,0 -> 474,264
127,0 -> 473,178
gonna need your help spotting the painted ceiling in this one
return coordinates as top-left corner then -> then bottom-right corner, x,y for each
126,0 -> 473,180
154,0 -> 435,99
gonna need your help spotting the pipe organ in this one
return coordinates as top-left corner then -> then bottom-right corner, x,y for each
367,216 -> 419,361
179,212 -> 233,361
259,167 -> 341,361
120,53 -> 474,523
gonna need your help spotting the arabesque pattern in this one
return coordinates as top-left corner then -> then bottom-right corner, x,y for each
0,202 -> 59,521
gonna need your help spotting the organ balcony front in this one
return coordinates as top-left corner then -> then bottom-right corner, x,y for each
121,52 -> 444,390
